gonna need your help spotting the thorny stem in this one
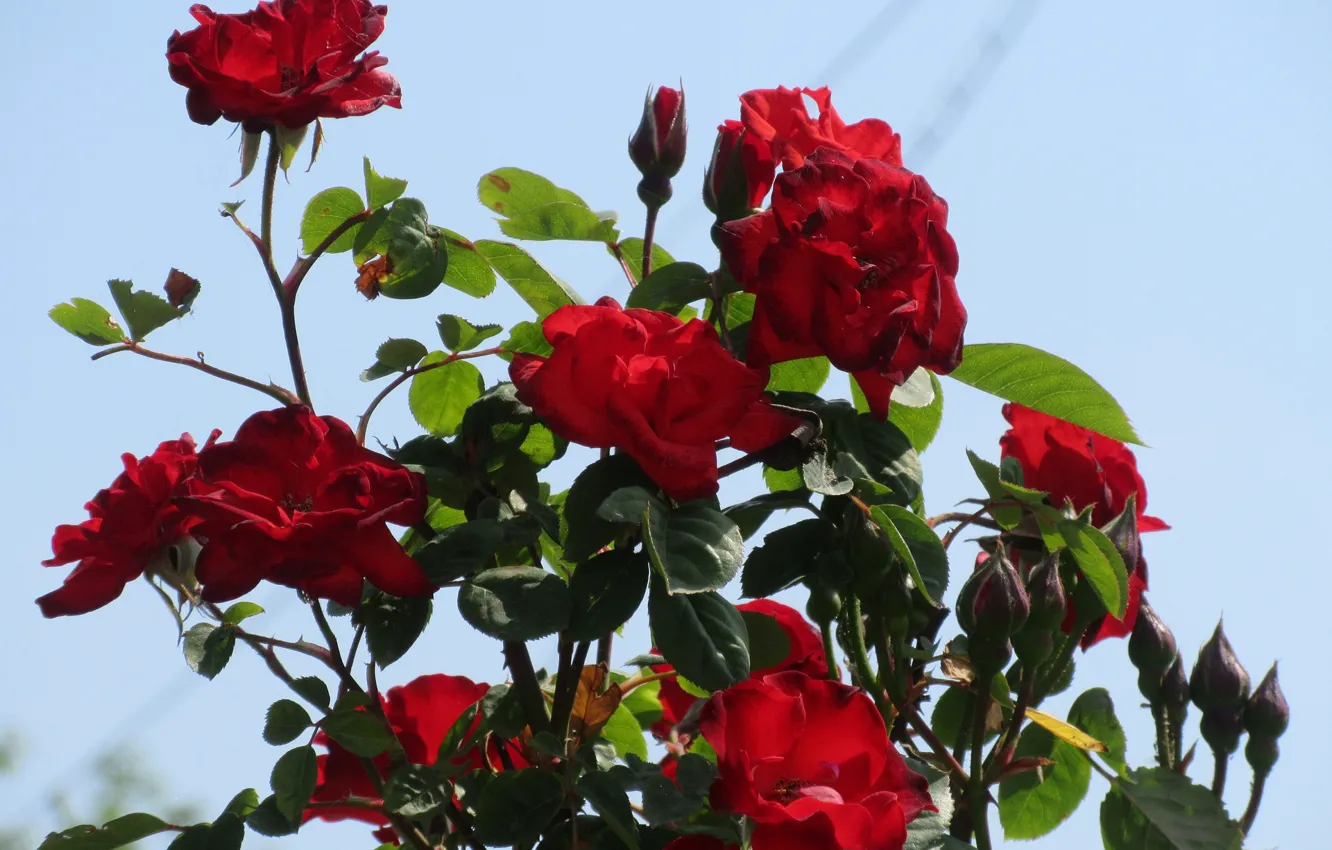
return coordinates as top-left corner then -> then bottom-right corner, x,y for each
356,347 -> 505,444
821,620 -> 840,681
970,691 -> 994,850
841,596 -> 893,726
1211,754 -> 1229,799
609,240 -> 639,287
940,504 -> 1008,550
504,641 -> 549,733
1239,768 -> 1269,835
986,669 -> 1033,781
903,705 -> 971,783
258,135 -> 284,298
279,294 -> 313,407
1034,618 -> 1092,705
1152,703 -> 1174,770
640,203 -> 661,279
309,601 -> 362,697
90,344 -> 298,406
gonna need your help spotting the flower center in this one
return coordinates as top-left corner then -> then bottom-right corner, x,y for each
279,64 -> 302,92
281,493 -> 314,513
770,778 -> 811,804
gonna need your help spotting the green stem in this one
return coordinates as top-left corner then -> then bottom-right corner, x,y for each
970,691 -> 994,850
355,347 -> 503,444
1239,768 -> 1269,835
987,668 -> 1033,781
640,203 -> 660,279
820,620 -> 840,681
840,595 -> 892,725
1151,703 -> 1174,770
279,293 -> 312,407
258,134 -> 284,298
903,705 -> 971,783
1034,618 -> 1091,704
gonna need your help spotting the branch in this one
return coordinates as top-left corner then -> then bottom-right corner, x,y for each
609,240 -> 639,288
355,347 -> 504,444
90,343 -> 299,406
282,208 -> 375,299
258,135 -> 285,298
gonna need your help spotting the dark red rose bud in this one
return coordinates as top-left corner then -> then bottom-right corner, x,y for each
1129,599 -> 1177,687
1200,709 -> 1245,757
1161,652 -> 1190,723
629,85 -> 687,207
1189,621 -> 1251,714
1243,663 -> 1289,741
703,122 -> 776,223
957,550 -> 1031,643
1024,554 -> 1067,631
1101,494 -> 1142,572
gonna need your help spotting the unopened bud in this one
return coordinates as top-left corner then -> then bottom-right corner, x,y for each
1200,709 -> 1244,757
1129,599 -> 1177,686
1101,494 -> 1141,570
1161,652 -> 1190,724
1024,554 -> 1067,631
1189,620 -> 1250,714
1243,663 -> 1289,741
805,583 -> 842,626
956,550 -> 1031,643
703,121 -> 775,224
629,85 -> 687,208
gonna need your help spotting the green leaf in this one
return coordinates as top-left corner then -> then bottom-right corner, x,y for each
458,566 -> 572,640
1101,767 -> 1243,850
478,167 -> 587,214
869,505 -> 949,604
639,500 -> 744,595
321,710 -> 396,757
903,760 -> 956,850
1069,687 -> 1127,774
1059,520 -> 1129,618
49,298 -> 125,346
375,338 -> 428,370
300,187 -> 364,255
357,591 -> 432,668
648,577 -> 749,692
220,601 -> 264,625
377,199 -> 450,300
243,796 -> 298,837
563,454 -> 657,562
568,548 -> 651,641
763,465 -> 805,493
439,230 -> 498,297
291,676 -> 331,711
740,518 -> 837,599
274,123 -> 307,174
222,789 -> 259,819
626,262 -> 712,315
437,314 -> 503,353
724,490 -> 813,541
383,764 -> 449,818
363,157 -> 407,210
472,769 -> 565,847
475,240 -> 585,319
434,702 -> 481,773
477,169 -> 617,242
408,352 -> 484,437
263,699 -> 312,746
182,623 -> 234,680
577,771 -> 640,850
107,280 -> 187,341
413,519 -> 505,583
965,450 -> 1023,529
613,238 -> 675,285
854,371 -> 946,453
600,702 -> 650,762
234,131 -> 263,186
947,343 -> 1142,445
497,320 -> 552,362
269,745 -> 318,823
997,721 -> 1090,840
740,608 -> 792,671
767,357 -> 832,394
38,813 -> 170,849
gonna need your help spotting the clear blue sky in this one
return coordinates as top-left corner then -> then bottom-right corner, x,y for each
4,1 -> 1328,847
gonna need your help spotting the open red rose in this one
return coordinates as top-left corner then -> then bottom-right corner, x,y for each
701,671 -> 932,850
739,86 -> 902,171
718,148 -> 965,420
182,406 -> 430,606
509,298 -> 801,501
652,599 -> 827,742
999,404 -> 1169,646
38,434 -> 212,618
167,0 -> 402,131
307,674 -> 507,836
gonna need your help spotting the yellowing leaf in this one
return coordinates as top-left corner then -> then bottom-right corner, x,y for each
1024,707 -> 1108,753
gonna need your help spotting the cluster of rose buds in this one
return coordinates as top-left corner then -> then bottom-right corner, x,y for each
955,549 -> 1030,677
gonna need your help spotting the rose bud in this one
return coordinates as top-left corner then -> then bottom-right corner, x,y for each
1129,599 -> 1178,701
628,85 -> 687,207
703,122 -> 776,224
1189,620 -> 1251,715
1025,554 -> 1067,631
956,550 -> 1031,643
1243,663 -> 1289,741
1161,651 -> 1190,725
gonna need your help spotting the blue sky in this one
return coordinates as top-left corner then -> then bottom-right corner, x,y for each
3,1 -> 1329,847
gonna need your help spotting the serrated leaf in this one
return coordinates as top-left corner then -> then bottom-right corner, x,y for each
613,238 -> 675,284
600,701 -> 650,762
471,769 -> 564,847
439,229 -> 498,297
1100,767 -> 1243,850
640,500 -> 744,595
49,298 -> 125,346
107,279 -> 188,341
499,202 -> 619,242
363,157 -> 407,210
854,371 -> 946,453
458,566 -> 571,640
300,187 -> 364,255
477,167 -> 588,216
648,577 -> 749,692
966,450 -> 1024,529
375,338 -> 428,370
437,314 -> 503,353
626,262 -> 712,315
475,240 -> 584,319
869,505 -> 948,604
183,623 -> 234,680
1059,520 -> 1129,618
382,764 -> 449,818
948,343 -> 1142,445
408,352 -> 483,437
321,710 -> 395,757
413,519 -> 505,583
740,518 -> 836,599
767,357 -> 832,394
263,699 -> 312,746
496,320 -> 552,363
38,813 -> 170,850
269,746 -> 318,823
563,454 -> 657,562
723,490 -> 812,541
220,601 -> 263,625
997,722 -> 1090,840
243,796 -> 298,837
577,770 -> 640,850
291,676 -> 331,711
568,548 -> 650,641
1069,688 -> 1127,774
358,591 -> 432,668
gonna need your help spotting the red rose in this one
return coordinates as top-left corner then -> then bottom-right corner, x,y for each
166,0 -> 402,131
718,148 -> 965,419
183,406 -> 430,606
739,86 -> 902,171
999,404 -> 1169,646
307,674 -> 497,833
629,85 -> 688,184
38,434 -> 212,618
509,298 -> 800,501
701,671 -> 932,850
652,599 -> 827,742
704,120 -> 779,220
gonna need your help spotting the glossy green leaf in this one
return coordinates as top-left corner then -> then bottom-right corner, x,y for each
436,314 -> 502,353
300,187 -> 364,254
965,450 -> 1024,529
648,577 -> 749,692
1059,520 -> 1129,618
577,771 -> 640,850
1069,687 -> 1127,774
568,548 -> 650,641
563,454 -> 656,562
378,199 -> 450,299
740,518 -> 837,599
496,320 -> 552,362
767,357 -> 832,394
763,465 -> 805,494
263,699 -> 312,746
638,500 -> 744,595
290,676 -> 331,712
408,352 -> 483,437
903,760 -> 957,850
107,280 -> 187,341
183,623 -> 234,680
601,701 -> 650,762
413,519 -> 505,583
500,202 -> 619,242
458,566 -> 571,640
220,601 -> 264,625
997,722 -> 1090,839
49,298 -> 125,346
613,238 -> 675,284
475,240 -> 584,319
439,229 -> 498,297
478,167 -> 587,215
854,371 -> 946,453
948,343 -> 1142,445
472,769 -> 564,847
869,504 -> 949,604
269,745 -> 318,823
358,591 -> 432,668
626,262 -> 712,315
724,490 -> 813,541
38,814 -> 170,849
1100,768 -> 1243,850
373,338 -> 428,372
382,764 -> 449,818
363,157 -> 407,210
321,710 -> 395,758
